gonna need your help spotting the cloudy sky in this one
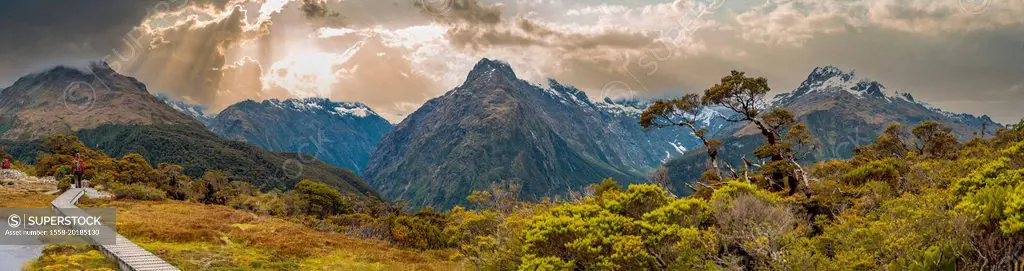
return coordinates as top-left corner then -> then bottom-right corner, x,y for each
0,0 -> 1022,123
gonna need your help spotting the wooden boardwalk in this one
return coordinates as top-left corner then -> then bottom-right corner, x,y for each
51,188 -> 179,271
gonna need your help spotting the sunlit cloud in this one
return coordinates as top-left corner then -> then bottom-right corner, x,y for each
317,27 -> 360,38
258,0 -> 293,23
263,41 -> 363,98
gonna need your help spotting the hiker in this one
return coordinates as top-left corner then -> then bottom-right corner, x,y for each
1,158 -> 9,179
71,153 -> 85,188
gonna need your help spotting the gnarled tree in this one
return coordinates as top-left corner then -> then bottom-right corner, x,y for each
701,71 -> 811,194
641,93 -> 723,180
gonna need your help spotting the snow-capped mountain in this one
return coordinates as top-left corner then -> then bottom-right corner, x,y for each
209,97 -> 393,174
365,58 -> 724,209
157,94 -> 215,126
255,97 -> 382,119
772,65 -> 998,130
773,66 -> 915,104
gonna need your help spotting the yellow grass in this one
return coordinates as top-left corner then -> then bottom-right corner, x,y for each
23,245 -> 117,271
79,200 -> 462,271
0,188 -> 55,208
2,189 -> 461,270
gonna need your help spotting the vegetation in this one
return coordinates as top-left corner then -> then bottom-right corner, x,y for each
76,199 -> 458,270
641,94 -> 723,182
74,124 -> 377,195
23,135 -> 458,253
643,71 -> 813,196
24,245 -> 117,271
435,120 -> 1024,270
295,179 -> 352,218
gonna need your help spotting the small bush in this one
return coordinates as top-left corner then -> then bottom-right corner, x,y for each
109,182 -> 167,201
295,179 -> 352,218
55,165 -> 70,181
57,176 -> 71,192
841,158 -> 904,187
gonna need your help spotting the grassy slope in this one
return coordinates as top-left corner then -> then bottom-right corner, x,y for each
76,199 -> 459,271
1,187 -> 457,270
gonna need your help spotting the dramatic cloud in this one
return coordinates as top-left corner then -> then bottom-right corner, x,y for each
0,0 -> 234,83
1,0 -> 1023,123
116,5 -> 270,112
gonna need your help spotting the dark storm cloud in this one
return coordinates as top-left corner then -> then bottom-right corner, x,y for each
0,0 -> 230,85
416,0 -> 503,25
300,0 -> 340,19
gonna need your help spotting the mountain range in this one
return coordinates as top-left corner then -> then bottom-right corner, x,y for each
208,98 -> 393,174
0,63 -> 376,196
0,59 -> 1002,209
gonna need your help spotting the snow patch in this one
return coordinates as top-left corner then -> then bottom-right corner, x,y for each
334,106 -> 371,117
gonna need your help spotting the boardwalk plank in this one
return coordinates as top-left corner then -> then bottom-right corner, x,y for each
50,186 -> 180,271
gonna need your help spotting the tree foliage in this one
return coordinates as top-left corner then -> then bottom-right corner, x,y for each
446,118 -> 1024,270
294,179 -> 353,218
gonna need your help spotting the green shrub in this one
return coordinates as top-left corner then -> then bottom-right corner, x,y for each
295,179 -> 352,218
189,171 -> 233,205
109,182 -> 167,201
388,214 -> 448,249
841,158 -> 904,187
519,180 -> 717,270
55,165 -> 70,181
57,176 -> 71,192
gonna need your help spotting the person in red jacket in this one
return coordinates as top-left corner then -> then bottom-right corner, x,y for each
71,153 -> 85,188
1,158 -> 10,179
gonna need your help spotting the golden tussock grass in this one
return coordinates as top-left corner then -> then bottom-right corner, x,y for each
82,200 -> 462,271
0,190 -> 56,208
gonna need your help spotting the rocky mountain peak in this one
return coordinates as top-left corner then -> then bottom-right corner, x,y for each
464,58 -> 518,84
0,62 -> 202,140
806,65 -> 855,82
777,65 -> 910,106
794,65 -> 856,94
